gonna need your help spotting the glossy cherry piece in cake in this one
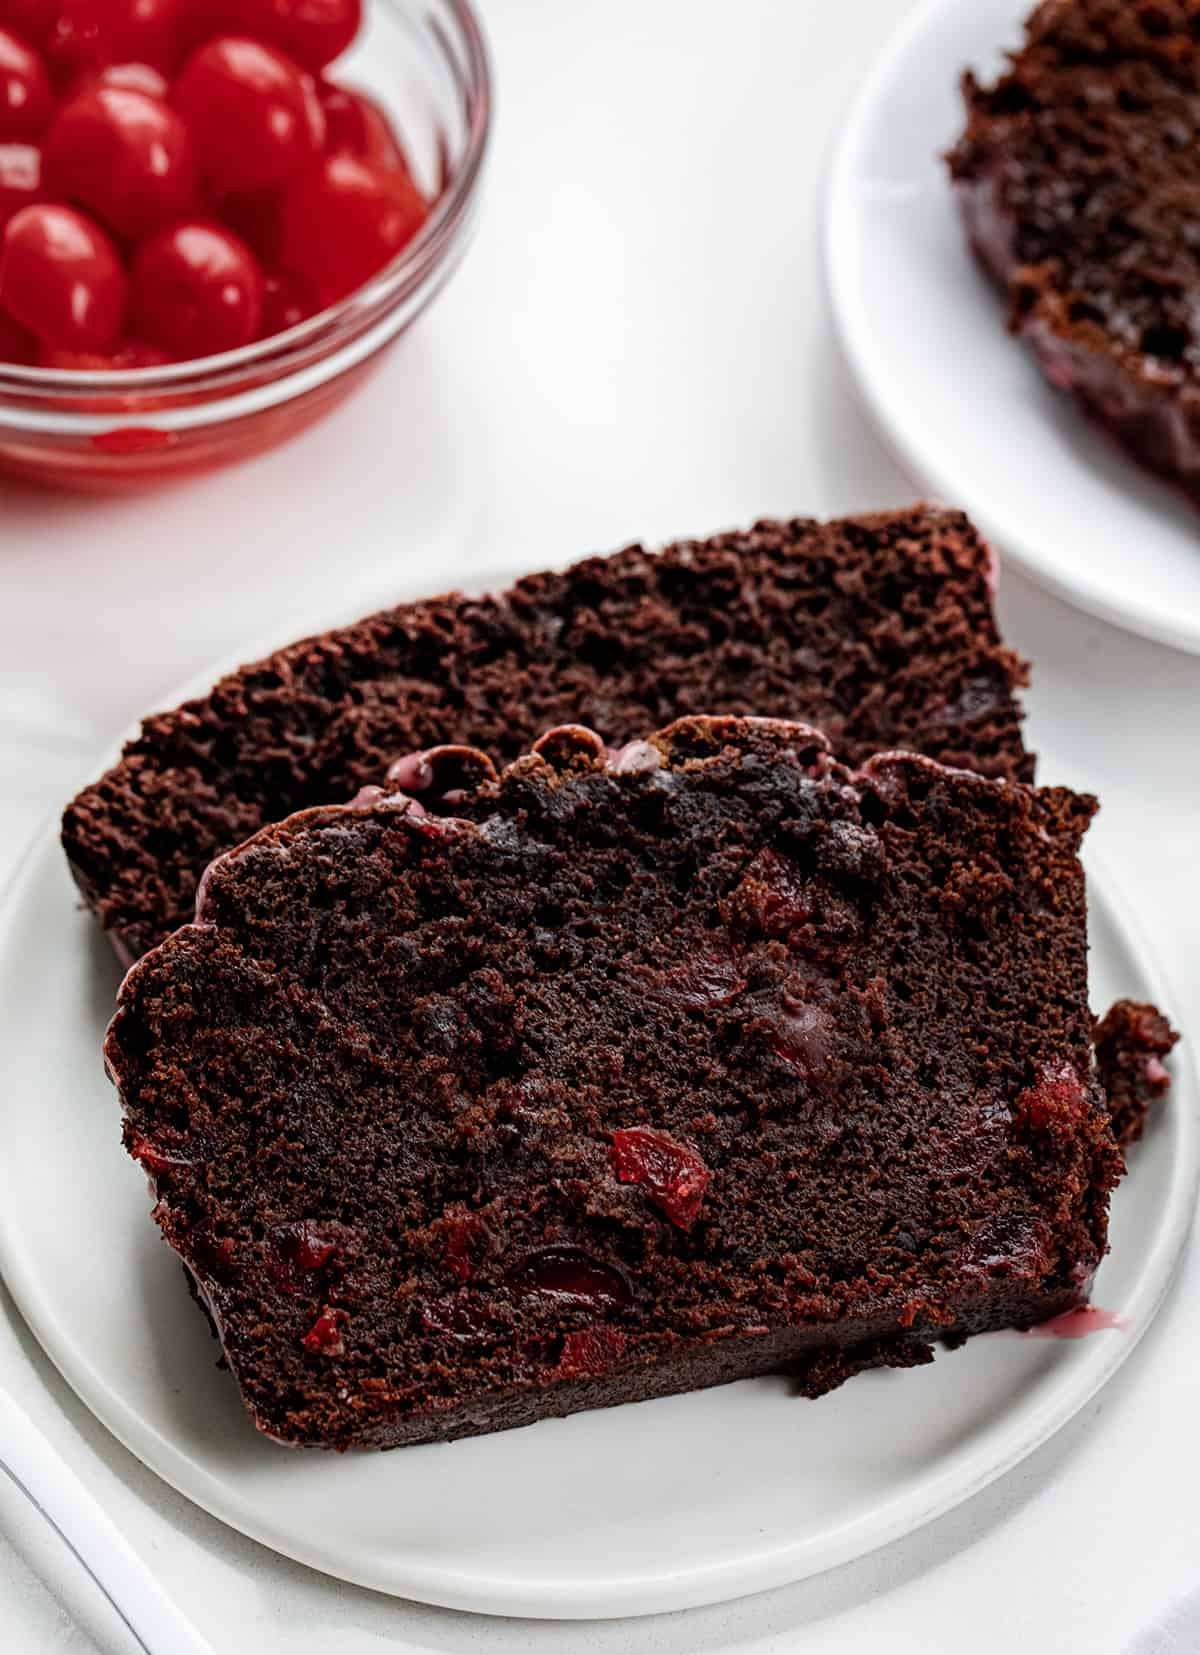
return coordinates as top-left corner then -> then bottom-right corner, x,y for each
301,1307 -> 345,1354
610,1127 -> 710,1230
188,1222 -> 235,1281
243,0 -> 360,71
0,140 -> 43,231
47,0 -> 182,76
126,1129 -> 195,1173
281,1224 -> 336,1272
729,847 -> 819,939
0,26 -> 52,139
174,35 -> 325,196
1015,1064 -> 1091,1135
45,85 -> 195,238
440,1210 -> 489,1284
275,150 -> 426,305
267,1220 -> 337,1293
558,1326 -> 627,1377
0,201 -> 126,348
510,1246 -> 633,1309
420,1292 -> 509,1344
765,997 -> 835,1081
652,947 -> 746,1011
131,220 -> 263,356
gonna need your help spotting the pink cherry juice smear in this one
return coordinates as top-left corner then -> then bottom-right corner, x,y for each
1022,1306 -> 1129,1340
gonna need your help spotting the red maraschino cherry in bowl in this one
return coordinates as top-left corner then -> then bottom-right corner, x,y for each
0,0 -> 489,486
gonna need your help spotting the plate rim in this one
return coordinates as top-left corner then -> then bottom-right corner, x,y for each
0,619 -> 1196,1617
822,0 -> 1200,659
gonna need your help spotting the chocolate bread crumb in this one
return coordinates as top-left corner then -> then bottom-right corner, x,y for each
1094,998 -> 1179,1146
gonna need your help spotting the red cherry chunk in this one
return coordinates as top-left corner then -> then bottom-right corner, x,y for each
282,1222 -> 336,1273
1014,1064 -> 1091,1136
439,1209 -> 489,1284
420,1293 -> 508,1344
46,87 -> 194,239
188,1222 -> 236,1280
267,1219 -> 337,1292
0,141 -> 43,231
510,1246 -> 633,1309
174,36 -> 324,196
1,203 -> 126,349
47,0 -> 182,77
765,997 -> 835,1080
728,848 -> 820,941
652,946 -> 746,1011
958,1214 -> 1054,1283
558,1326 -> 627,1378
318,80 -> 406,173
610,1127 -> 710,1230
301,1307 -> 345,1354
0,27 -> 51,139
132,221 -> 263,358
276,151 -> 425,306
245,0 -> 361,71
126,1128 -> 195,1171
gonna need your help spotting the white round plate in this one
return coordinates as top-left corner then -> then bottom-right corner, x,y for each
825,0 -> 1200,656
0,780 -> 1194,1620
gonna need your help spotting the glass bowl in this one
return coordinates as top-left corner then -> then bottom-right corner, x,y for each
0,0 -> 491,490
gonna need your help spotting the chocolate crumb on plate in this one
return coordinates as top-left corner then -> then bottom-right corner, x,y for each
105,717 -> 1119,1450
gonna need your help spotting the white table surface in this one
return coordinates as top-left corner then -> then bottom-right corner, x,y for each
2,0 -> 1199,1648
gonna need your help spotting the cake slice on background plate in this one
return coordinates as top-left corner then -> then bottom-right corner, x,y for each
63,505 -> 1031,964
105,717 -> 1121,1450
949,0 -> 1200,504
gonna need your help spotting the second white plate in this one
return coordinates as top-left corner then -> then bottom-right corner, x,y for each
0,775 -> 1193,1618
825,0 -> 1200,655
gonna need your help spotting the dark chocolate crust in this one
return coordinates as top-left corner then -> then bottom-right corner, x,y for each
64,507 -> 1031,963
948,1 -> 1200,502
105,717 -> 1119,1451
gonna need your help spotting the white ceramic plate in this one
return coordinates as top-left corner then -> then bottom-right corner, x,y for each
825,0 -> 1200,656
0,699 -> 1195,1621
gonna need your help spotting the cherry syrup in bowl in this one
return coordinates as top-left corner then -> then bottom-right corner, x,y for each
0,0 -> 491,488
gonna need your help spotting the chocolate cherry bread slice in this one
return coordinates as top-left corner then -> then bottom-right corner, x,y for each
105,717 -> 1119,1451
66,505 -> 1030,963
949,1 -> 1200,502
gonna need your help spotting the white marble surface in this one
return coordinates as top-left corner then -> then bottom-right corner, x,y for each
1,0 -> 1198,1648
